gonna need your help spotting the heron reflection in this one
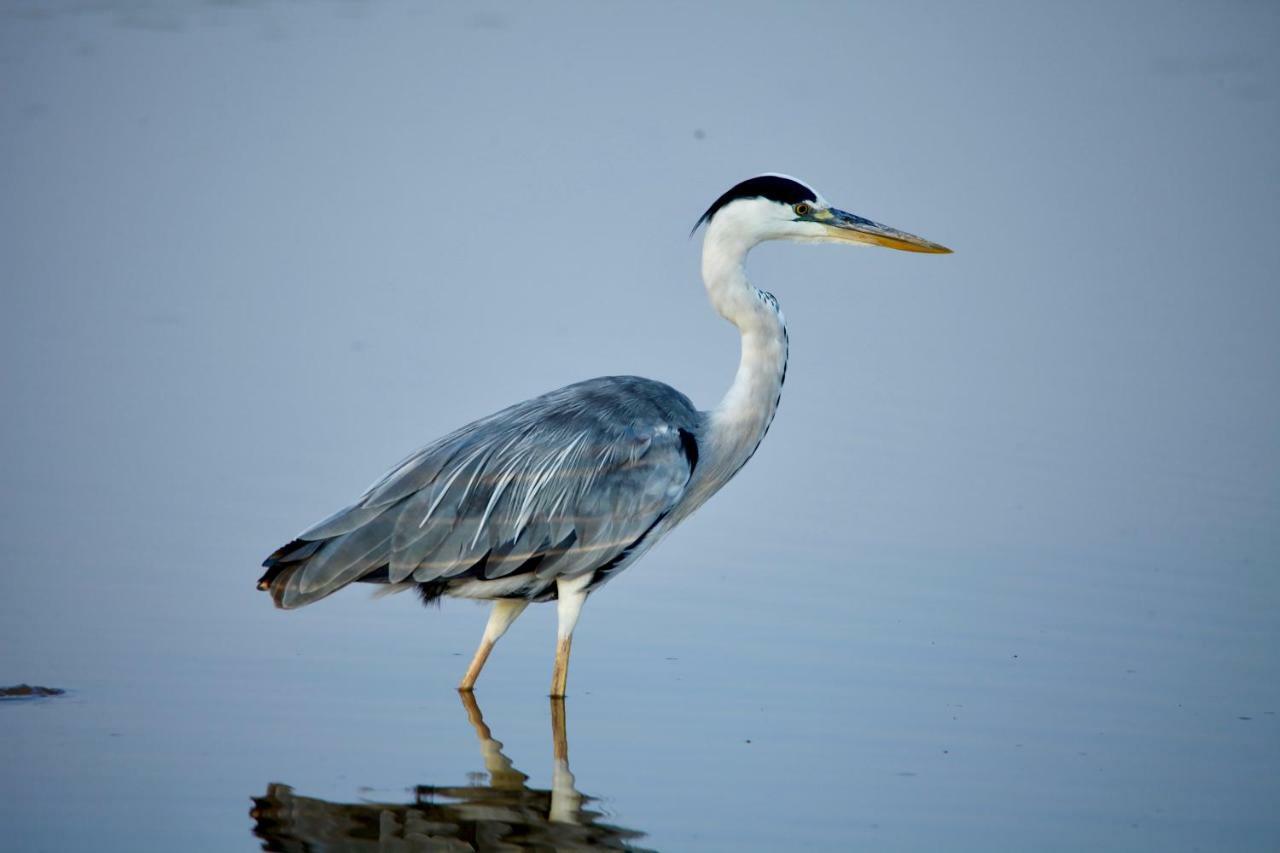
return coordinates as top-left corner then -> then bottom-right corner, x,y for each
250,692 -> 652,851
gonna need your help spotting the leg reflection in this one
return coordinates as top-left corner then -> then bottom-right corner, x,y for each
549,696 -> 582,824
251,692 -> 652,850
458,688 -> 529,790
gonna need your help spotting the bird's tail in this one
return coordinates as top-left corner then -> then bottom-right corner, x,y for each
257,498 -> 409,608
257,539 -> 331,609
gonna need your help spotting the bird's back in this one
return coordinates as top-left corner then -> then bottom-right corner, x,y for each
258,376 -> 702,608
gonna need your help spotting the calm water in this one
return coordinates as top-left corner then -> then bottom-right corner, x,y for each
3,2 -> 1279,850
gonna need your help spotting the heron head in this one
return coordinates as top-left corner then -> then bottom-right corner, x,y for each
694,174 -> 951,254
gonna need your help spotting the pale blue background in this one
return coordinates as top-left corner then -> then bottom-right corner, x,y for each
2,2 -> 1278,850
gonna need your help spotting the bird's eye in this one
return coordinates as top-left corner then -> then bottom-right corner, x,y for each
794,202 -> 812,217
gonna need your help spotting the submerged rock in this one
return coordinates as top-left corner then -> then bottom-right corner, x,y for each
0,684 -> 65,698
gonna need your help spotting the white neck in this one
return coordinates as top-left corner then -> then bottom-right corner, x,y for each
684,217 -> 789,510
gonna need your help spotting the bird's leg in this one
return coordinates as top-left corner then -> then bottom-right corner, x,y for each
550,574 -> 592,697
551,636 -> 571,697
459,598 -> 528,691
550,696 -> 569,764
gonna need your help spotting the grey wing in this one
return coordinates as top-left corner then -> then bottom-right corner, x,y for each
258,377 -> 701,609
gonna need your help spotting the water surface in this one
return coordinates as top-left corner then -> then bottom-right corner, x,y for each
2,2 -> 1278,850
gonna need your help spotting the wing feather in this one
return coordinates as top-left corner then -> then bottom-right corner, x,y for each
260,377 -> 701,608
288,509 -> 397,601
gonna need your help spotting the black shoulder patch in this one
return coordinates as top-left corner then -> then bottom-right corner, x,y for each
693,175 -> 817,232
678,427 -> 699,474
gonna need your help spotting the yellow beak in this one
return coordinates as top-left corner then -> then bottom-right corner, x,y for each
822,208 -> 952,254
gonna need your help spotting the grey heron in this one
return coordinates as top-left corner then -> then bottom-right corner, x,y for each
258,174 -> 950,696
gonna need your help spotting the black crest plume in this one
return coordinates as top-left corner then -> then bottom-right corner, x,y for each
693,175 -> 817,233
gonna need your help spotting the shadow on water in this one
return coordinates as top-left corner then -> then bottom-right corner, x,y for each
250,692 -> 653,851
